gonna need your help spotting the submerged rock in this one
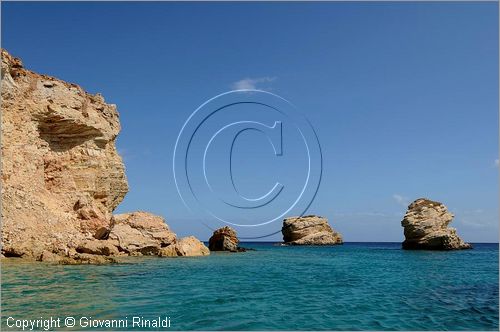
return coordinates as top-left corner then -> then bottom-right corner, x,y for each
401,198 -> 472,250
39,250 -> 117,264
282,215 -> 343,245
208,226 -> 246,252
76,239 -> 120,256
0,49 -> 208,263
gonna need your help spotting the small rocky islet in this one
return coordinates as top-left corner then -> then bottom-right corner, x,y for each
282,215 -> 343,245
401,198 -> 472,250
208,226 -> 249,252
0,49 -> 472,264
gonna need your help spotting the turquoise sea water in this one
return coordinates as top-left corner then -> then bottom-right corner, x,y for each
1,242 -> 498,330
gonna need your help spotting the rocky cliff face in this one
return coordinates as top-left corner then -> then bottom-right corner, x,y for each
282,215 -> 343,245
401,198 -> 472,250
1,49 -> 208,262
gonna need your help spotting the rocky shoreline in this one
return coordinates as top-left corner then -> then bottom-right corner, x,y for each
0,49 -> 209,264
0,49 -> 473,264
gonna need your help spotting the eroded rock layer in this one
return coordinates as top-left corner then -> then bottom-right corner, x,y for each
282,215 -> 343,245
401,198 -> 472,250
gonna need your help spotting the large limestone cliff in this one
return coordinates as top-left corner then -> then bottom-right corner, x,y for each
1,49 -> 208,262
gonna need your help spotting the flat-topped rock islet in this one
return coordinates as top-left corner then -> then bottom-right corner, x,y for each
282,215 -> 343,245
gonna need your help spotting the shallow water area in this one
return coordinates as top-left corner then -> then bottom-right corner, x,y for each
1,243 -> 498,330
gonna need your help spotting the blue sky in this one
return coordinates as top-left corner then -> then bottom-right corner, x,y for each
2,2 -> 498,242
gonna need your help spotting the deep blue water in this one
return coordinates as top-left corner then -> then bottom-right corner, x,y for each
1,242 -> 498,330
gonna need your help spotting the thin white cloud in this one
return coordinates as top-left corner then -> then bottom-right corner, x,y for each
495,159 -> 499,167
231,77 -> 276,90
393,194 -> 409,207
